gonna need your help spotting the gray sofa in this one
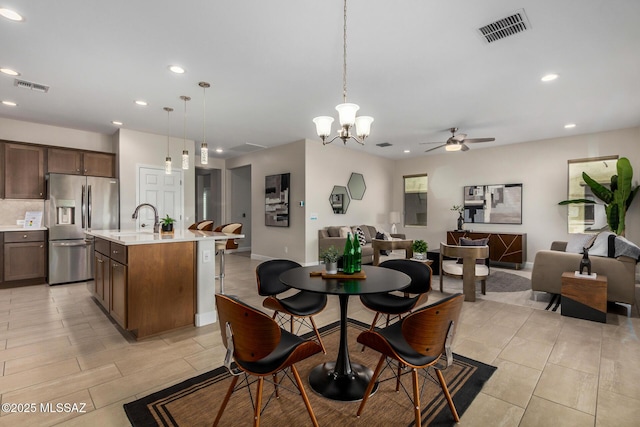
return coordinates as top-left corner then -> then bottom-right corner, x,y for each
531,241 -> 637,305
318,225 -> 405,265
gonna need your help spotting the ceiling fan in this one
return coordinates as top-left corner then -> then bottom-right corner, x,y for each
421,127 -> 495,152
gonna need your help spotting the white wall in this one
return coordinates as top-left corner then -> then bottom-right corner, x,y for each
0,117 -> 114,152
117,128 -> 195,230
393,126 -> 640,266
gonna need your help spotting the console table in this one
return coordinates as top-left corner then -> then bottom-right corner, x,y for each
447,231 -> 526,269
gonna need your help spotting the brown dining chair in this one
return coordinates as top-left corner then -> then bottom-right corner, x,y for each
256,259 -> 327,354
439,242 -> 489,302
356,293 -> 465,427
187,219 -> 215,231
214,294 -> 321,427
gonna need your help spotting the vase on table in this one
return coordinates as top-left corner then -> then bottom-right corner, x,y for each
457,213 -> 464,231
325,261 -> 338,275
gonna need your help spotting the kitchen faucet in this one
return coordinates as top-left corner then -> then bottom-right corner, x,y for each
132,203 -> 160,233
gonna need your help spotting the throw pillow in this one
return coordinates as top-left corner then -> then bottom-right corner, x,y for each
338,226 -> 351,238
457,237 -> 489,264
375,231 -> 390,255
355,227 -> 367,247
565,233 -> 597,254
588,231 -> 616,257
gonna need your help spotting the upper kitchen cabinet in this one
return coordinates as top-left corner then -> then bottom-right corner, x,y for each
47,148 -> 115,177
4,143 -> 45,199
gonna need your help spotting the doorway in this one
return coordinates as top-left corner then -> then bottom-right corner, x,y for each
228,165 -> 251,250
195,168 -> 221,224
137,166 -> 184,229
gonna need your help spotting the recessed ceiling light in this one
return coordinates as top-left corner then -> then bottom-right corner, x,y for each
215,148 -> 223,153
169,65 -> 185,74
0,68 -> 20,76
541,73 -> 558,82
112,121 -> 123,126
403,149 -> 410,153
135,100 -> 148,106
2,100 -> 17,106
0,8 -> 23,21
564,123 -> 576,129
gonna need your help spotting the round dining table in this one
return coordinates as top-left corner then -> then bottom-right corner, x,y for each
280,264 -> 411,401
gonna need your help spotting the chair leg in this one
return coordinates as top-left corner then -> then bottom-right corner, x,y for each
439,272 -> 443,292
412,368 -> 421,427
273,373 -> 279,398
396,362 -> 403,392
213,375 -> 238,426
253,377 -> 264,427
309,316 -> 326,354
361,312 -> 380,352
357,355 -> 386,417
481,279 -> 486,295
218,249 -> 226,294
291,364 -> 319,427
436,368 -> 460,422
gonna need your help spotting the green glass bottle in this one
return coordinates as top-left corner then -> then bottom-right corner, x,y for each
352,232 -> 362,273
343,233 -> 355,274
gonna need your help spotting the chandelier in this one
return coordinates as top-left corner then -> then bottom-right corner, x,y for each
313,0 -> 373,145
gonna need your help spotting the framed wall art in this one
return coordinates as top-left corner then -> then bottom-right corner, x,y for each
265,173 -> 290,227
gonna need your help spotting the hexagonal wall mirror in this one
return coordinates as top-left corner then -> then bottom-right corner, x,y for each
347,173 -> 366,200
329,185 -> 350,214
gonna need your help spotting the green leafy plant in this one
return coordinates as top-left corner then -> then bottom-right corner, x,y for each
559,157 -> 639,236
320,245 -> 340,263
161,214 -> 175,226
451,205 -> 464,214
412,239 -> 428,253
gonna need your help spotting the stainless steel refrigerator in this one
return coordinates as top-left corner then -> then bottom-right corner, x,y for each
45,173 -> 119,285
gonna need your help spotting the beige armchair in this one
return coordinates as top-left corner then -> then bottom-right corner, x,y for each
531,241 -> 637,306
439,242 -> 489,302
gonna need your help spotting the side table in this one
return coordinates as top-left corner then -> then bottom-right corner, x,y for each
560,272 -> 607,323
371,239 -> 413,266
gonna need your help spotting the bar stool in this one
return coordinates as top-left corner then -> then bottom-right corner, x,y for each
214,223 -> 242,294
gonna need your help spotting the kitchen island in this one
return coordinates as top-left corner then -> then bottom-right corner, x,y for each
86,229 -> 243,339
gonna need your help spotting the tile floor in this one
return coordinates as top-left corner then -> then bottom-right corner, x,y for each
0,253 -> 638,426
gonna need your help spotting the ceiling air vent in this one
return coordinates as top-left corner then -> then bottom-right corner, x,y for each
229,142 -> 266,152
14,78 -> 50,93
478,9 -> 530,44
376,142 -> 392,148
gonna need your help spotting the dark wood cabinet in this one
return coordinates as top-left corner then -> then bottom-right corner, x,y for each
110,260 -> 127,328
4,231 -> 46,281
92,238 -> 126,328
4,143 -> 45,199
93,250 -> 110,310
47,148 -> 115,177
447,230 -> 527,268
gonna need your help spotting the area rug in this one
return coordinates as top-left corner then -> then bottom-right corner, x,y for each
124,319 -> 496,427
485,270 -> 532,292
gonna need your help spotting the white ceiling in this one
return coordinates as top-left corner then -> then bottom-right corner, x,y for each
1,0 -> 639,159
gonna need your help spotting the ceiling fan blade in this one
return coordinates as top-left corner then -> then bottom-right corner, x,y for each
464,137 -> 495,143
418,141 -> 445,145
461,143 -> 470,151
424,144 -> 446,153
452,133 -> 467,142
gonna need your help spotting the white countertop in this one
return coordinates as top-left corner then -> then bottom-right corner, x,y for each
86,229 -> 244,246
0,226 -> 47,232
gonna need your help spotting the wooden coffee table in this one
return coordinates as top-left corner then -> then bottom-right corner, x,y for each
560,272 -> 607,323
371,238 -> 413,266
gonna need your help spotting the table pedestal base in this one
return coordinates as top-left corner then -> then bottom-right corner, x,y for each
309,362 -> 378,401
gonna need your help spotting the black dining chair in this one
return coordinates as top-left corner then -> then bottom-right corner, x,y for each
356,293 -> 465,427
214,294 -> 321,426
256,259 -> 327,354
360,259 -> 432,332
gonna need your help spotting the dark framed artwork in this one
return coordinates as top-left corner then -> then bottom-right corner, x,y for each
463,183 -> 523,224
265,173 -> 290,227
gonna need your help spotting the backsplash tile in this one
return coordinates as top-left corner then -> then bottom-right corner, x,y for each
0,200 -> 46,226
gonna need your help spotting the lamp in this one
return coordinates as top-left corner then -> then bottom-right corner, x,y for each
313,0 -> 373,145
199,81 -> 210,164
445,142 -> 462,152
163,107 -> 173,174
389,211 -> 401,234
180,95 -> 191,170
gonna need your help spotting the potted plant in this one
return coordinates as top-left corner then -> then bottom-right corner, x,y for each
412,239 -> 428,260
451,205 -> 464,230
161,214 -> 175,233
320,245 -> 340,274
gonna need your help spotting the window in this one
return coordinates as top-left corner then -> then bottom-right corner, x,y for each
403,174 -> 428,226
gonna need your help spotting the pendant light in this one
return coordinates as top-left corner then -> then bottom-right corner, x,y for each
180,95 -> 191,170
199,81 -> 210,164
163,107 -> 173,174
313,0 -> 373,145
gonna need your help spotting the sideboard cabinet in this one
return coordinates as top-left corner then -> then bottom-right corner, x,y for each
447,230 -> 527,269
